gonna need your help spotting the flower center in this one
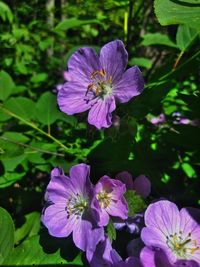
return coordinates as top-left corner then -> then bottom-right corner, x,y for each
86,69 -> 113,99
166,231 -> 199,259
96,189 -> 112,209
66,193 -> 88,218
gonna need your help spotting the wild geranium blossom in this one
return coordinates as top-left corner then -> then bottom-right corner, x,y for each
58,40 -> 144,129
42,164 -> 104,260
141,200 -> 200,265
116,171 -> 151,198
90,236 -> 143,267
92,176 -> 128,226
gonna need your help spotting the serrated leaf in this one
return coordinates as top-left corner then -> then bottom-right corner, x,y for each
141,33 -> 177,48
124,190 -> 146,217
176,24 -> 199,51
0,207 -> 14,264
4,97 -> 36,120
0,70 -> 15,101
106,219 -> 116,243
129,57 -> 152,68
3,235 -> 83,265
54,17 -> 102,32
154,0 -> 200,29
15,212 -> 40,245
36,92 -> 60,125
0,172 -> 25,188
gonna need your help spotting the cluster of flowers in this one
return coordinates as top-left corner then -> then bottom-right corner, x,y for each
42,40 -> 200,266
42,163 -> 200,266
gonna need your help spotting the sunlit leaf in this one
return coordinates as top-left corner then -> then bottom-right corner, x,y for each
0,207 -> 14,264
154,0 -> 200,29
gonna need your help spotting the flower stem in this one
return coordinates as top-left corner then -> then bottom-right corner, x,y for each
0,104 -> 71,155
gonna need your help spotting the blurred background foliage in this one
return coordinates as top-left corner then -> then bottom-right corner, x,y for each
0,0 -> 200,265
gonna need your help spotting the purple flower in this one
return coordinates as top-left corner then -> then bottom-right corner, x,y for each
92,176 -> 128,226
90,236 -> 121,267
114,213 -> 144,234
41,164 -> 104,260
140,246 -> 199,267
141,200 -> 200,265
90,236 -> 142,267
116,171 -> 151,198
150,113 -> 166,125
57,40 -> 144,129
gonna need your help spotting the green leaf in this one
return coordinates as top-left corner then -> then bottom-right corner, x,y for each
4,97 -> 36,120
0,1 -> 13,23
3,132 -> 29,143
181,162 -> 196,178
141,33 -> 177,48
154,0 -> 200,29
124,190 -> 146,217
36,92 -> 60,125
30,73 -> 48,84
15,212 -> 40,245
0,172 -> 25,188
3,235 -> 83,265
54,17 -> 102,32
176,24 -> 199,51
0,70 -> 15,101
0,207 -> 14,264
106,219 -> 116,242
129,57 -> 152,68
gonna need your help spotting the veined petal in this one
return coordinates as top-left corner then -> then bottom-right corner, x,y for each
45,168 -> 71,202
113,66 -> 144,103
69,163 -> 92,195
72,218 -> 103,254
100,40 -> 128,83
141,227 -> 168,250
106,199 -> 128,220
68,47 -> 101,85
57,81 -> 93,115
144,200 -> 180,237
42,203 -> 75,238
88,96 -> 116,129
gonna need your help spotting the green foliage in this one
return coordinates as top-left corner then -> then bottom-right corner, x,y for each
141,33 -> 177,48
124,190 -> 146,217
36,92 -> 60,125
176,25 -> 199,51
0,0 -> 200,264
0,70 -> 15,101
154,0 -> 200,29
0,207 -> 14,264
107,219 -> 117,242
15,212 -> 41,245
54,17 -> 103,32
129,57 -> 152,68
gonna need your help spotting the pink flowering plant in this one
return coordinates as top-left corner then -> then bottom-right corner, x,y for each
0,1 -> 200,267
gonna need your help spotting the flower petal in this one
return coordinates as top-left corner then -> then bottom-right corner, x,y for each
100,40 -> 128,83
88,96 -> 116,129
115,171 -> 134,190
45,168 -> 71,202
133,175 -> 151,198
69,163 -> 92,195
113,66 -> 144,103
68,47 -> 101,85
72,218 -> 103,255
57,81 -> 93,115
144,200 -> 180,237
42,203 -> 75,238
